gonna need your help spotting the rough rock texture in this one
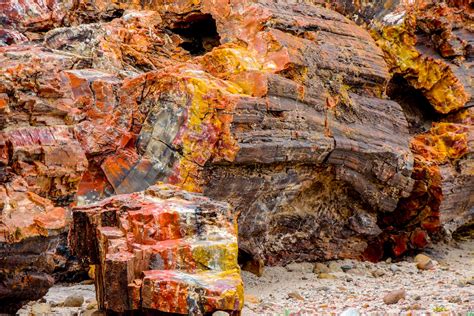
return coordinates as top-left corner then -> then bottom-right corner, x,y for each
0,9 -> 190,309
0,0 -> 473,310
327,0 -> 474,261
70,184 -> 243,315
94,1 -> 417,266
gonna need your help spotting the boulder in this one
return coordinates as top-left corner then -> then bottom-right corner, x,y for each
70,184 -> 243,315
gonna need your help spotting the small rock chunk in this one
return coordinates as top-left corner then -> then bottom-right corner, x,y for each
313,262 -> 330,274
383,289 -> 406,305
63,294 -> 84,307
415,254 -> 434,270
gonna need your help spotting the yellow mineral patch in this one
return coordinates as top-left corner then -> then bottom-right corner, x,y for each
199,44 -> 275,95
374,17 -> 469,114
170,68 -> 244,192
411,122 -> 469,164
171,45 -> 282,192
192,241 -> 239,271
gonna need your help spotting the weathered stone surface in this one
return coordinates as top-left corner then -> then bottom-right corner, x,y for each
331,0 -> 473,114
0,7 -> 193,307
96,1 -> 415,264
70,184 -> 243,315
0,229 -> 87,313
327,0 -> 474,260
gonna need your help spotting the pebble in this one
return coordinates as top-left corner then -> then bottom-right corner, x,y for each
408,303 -> 422,310
316,286 -> 330,291
383,289 -> 406,305
341,264 -> 353,272
64,294 -> 85,307
371,269 -> 385,278
390,264 -> 400,273
415,254 -> 434,270
318,273 -> 337,279
287,291 -> 305,301
313,262 -> 330,274
448,296 -> 461,303
212,311 -> 230,316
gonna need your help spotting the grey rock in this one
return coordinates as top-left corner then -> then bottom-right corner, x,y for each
341,264 -> 353,272
390,264 -> 400,272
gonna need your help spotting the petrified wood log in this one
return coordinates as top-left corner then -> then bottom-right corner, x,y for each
70,184 -> 243,315
96,1 -> 415,265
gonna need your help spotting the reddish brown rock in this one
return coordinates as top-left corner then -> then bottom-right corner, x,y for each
0,174 -> 88,313
376,117 -> 473,259
94,1 -> 415,265
70,184 -> 243,315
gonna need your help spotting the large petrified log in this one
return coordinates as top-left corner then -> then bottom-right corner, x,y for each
70,183 -> 243,315
97,1 -> 415,265
0,8 -> 194,309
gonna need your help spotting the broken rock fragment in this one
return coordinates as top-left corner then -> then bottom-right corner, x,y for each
70,184 -> 243,315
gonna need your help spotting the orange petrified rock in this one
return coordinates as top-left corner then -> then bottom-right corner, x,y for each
70,184 -> 243,315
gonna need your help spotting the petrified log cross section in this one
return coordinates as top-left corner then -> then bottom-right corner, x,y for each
70,184 -> 244,315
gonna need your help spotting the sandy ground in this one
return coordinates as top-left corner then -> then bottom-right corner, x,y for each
242,239 -> 474,315
18,239 -> 474,315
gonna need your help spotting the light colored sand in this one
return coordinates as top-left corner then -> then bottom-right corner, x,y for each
242,239 -> 474,315
18,239 -> 474,315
